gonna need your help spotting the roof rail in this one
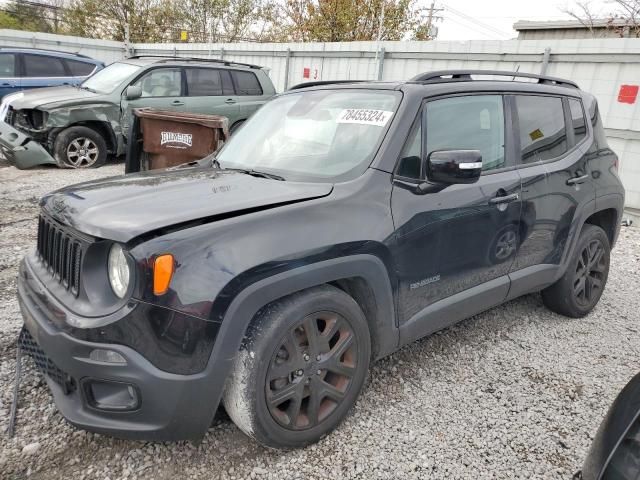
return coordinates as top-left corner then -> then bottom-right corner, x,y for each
126,55 -> 262,69
0,46 -> 92,59
409,70 -> 579,89
288,80 -> 367,90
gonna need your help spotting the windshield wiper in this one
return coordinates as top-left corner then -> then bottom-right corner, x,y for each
224,167 -> 285,181
206,156 -> 284,180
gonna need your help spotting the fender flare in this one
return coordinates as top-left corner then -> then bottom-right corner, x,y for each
556,197 -> 597,280
595,192 -> 625,246
195,254 -> 398,437
555,192 -> 623,283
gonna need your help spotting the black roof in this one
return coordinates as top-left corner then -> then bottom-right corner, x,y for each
286,70 -> 580,92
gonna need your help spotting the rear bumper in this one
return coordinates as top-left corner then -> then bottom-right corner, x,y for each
0,121 -> 56,168
17,259 -> 218,441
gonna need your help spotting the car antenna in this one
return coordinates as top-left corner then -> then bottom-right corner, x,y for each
511,65 -> 520,81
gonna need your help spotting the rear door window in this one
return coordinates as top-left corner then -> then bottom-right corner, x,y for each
0,53 -> 16,77
186,68 -> 233,96
568,98 -> 587,145
65,59 -> 96,76
231,70 -> 263,95
515,95 -> 567,163
24,54 -> 67,77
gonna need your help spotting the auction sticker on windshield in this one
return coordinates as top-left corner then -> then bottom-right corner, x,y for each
337,109 -> 394,126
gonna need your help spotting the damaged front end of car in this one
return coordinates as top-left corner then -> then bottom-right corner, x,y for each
0,113 -> 58,169
0,97 -> 59,169
0,87 -> 122,169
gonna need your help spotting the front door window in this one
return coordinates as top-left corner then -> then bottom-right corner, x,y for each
133,68 -> 182,97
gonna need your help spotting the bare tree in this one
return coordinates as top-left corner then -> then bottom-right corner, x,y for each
609,0 -> 640,36
563,0 -> 640,37
562,1 -> 602,35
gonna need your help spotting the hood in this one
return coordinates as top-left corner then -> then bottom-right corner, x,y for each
40,167 -> 334,242
4,86 -> 107,110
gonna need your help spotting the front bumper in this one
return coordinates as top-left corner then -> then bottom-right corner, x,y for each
0,121 -> 56,169
17,260 -> 219,441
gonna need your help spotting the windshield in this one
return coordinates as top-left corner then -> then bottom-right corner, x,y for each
215,90 -> 401,182
81,62 -> 141,94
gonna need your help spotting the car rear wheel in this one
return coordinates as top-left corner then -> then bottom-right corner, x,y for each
223,285 -> 371,449
54,126 -> 107,168
229,120 -> 244,135
541,224 -> 610,318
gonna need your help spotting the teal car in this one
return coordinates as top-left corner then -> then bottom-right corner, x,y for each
0,56 -> 276,168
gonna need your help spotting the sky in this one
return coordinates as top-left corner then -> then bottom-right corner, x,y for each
432,0 -> 612,40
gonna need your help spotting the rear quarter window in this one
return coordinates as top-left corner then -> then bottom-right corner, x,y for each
231,70 -> 263,96
568,98 -> 587,145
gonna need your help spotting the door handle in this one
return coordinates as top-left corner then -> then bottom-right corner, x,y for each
225,98 -> 236,105
489,193 -> 519,205
566,174 -> 590,185
1,83 -> 11,87
171,100 -> 185,106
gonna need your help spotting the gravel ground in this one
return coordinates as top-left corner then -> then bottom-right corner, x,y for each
0,157 -> 639,480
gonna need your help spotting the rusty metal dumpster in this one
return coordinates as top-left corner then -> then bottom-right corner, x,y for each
125,108 -> 228,173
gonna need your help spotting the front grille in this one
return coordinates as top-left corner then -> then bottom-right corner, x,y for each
18,327 -> 76,394
36,214 -> 85,296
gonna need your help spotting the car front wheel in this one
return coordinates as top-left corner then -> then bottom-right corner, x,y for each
223,285 -> 371,449
53,126 -> 107,168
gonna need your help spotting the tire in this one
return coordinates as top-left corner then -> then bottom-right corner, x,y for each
541,224 -> 610,318
53,126 -> 107,168
223,285 -> 371,449
229,120 -> 244,135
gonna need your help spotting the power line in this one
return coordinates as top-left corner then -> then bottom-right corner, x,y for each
442,14 -> 505,40
444,5 -> 513,38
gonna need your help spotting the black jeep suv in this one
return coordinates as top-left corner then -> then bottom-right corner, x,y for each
16,70 -> 625,449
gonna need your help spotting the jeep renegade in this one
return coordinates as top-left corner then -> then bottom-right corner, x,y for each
16,70 -> 625,448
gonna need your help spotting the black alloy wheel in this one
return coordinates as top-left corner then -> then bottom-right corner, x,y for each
542,224 -> 610,318
265,311 -> 359,430
573,238 -> 607,307
223,285 -> 371,449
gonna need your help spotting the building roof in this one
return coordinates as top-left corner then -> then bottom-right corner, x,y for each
513,18 -> 630,31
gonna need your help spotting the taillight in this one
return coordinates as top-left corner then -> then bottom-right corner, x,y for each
614,156 -> 619,171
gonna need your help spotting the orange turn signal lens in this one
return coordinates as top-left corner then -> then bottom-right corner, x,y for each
153,254 -> 174,296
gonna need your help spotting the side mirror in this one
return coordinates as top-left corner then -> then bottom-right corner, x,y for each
125,85 -> 142,101
426,150 -> 482,184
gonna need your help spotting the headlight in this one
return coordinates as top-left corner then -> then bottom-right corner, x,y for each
108,244 -> 130,298
0,92 -> 23,121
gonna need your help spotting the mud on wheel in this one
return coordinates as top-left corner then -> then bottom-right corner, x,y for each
223,285 -> 371,449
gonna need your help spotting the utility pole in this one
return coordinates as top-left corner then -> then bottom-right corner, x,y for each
374,0 -> 386,79
425,1 -> 444,40
124,24 -> 132,58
